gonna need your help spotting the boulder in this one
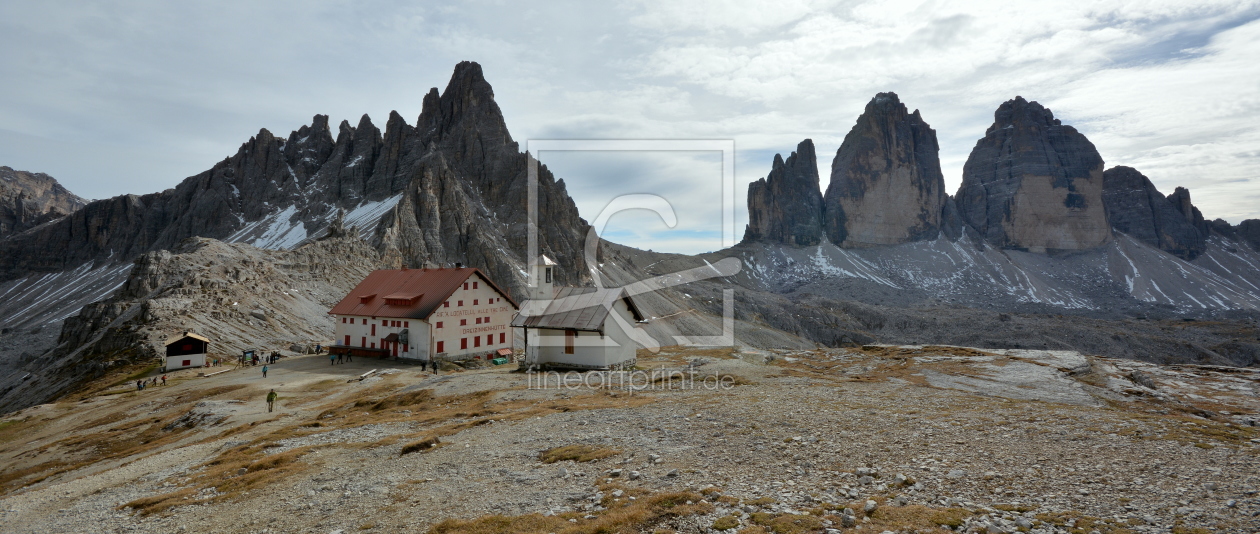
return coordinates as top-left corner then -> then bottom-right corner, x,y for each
1101,166 -> 1205,259
743,139 -> 824,246
823,92 -> 946,246
955,97 -> 1111,252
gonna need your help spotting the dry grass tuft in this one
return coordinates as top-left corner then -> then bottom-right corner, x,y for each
539,444 -> 620,464
400,436 -> 442,455
119,488 -> 201,516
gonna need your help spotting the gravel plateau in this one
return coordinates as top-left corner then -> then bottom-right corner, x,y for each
1,344 -> 1258,534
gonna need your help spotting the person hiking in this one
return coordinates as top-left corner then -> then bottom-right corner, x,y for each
431,358 -> 439,374
161,375 -> 167,386
315,344 -> 322,354
336,351 -> 344,364
136,379 -> 143,391
262,365 -> 269,378
266,389 -> 277,413
345,350 -> 353,363
330,352 -> 336,366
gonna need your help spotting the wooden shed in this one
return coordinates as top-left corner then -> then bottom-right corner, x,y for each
165,332 -> 209,371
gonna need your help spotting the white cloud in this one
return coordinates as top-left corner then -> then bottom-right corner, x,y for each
1,0 -> 1257,251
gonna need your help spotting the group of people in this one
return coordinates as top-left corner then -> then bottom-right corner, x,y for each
330,351 -> 354,365
238,351 -> 283,367
135,375 -> 168,391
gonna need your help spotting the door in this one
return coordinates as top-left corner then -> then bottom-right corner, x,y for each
392,342 -> 398,358
564,330 -> 575,354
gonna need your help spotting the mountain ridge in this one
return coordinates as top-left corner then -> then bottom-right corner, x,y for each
0,166 -> 87,238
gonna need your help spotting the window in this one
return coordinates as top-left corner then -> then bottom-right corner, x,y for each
344,335 -> 350,346
436,341 -> 444,353
473,299 -> 478,305
475,317 -> 481,324
361,337 -> 366,347
458,300 -> 463,306
182,360 -> 191,367
460,338 -> 467,350
341,317 -> 345,323
546,267 -> 552,283
371,324 -> 376,336
565,330 -> 574,354
436,321 -> 443,329
362,318 -> 366,324
499,332 -> 505,344
463,282 -> 469,290
473,281 -> 478,289
460,319 -> 467,326
404,321 -> 408,327
486,334 -> 492,346
474,337 -> 481,348
443,302 -> 449,308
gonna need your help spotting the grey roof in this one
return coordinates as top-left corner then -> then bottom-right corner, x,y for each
510,287 -> 645,332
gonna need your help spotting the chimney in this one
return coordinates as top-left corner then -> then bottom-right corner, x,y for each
455,262 -> 463,269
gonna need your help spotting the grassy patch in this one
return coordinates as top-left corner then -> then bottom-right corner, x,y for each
749,512 -> 822,533
428,490 -> 712,534
0,418 -> 29,444
539,444 -> 620,464
743,504 -> 975,532
1037,511 -> 1136,534
122,445 -> 322,516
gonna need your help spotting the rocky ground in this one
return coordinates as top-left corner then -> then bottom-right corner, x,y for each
0,344 -> 1258,534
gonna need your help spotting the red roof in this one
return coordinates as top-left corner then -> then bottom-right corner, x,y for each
328,268 -> 517,320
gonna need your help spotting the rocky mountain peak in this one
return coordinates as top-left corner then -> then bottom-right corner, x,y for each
743,139 -> 824,246
416,61 -> 510,148
1101,166 -> 1205,259
955,96 -> 1111,252
0,167 -> 88,238
989,96 -> 1061,132
823,91 -> 946,246
1167,186 -> 1208,234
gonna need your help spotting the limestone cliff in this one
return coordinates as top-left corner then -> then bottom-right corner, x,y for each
743,139 -> 824,246
1238,219 -> 1260,252
371,61 -> 592,294
955,97 -> 1111,252
823,93 -> 946,246
1101,166 -> 1205,260
0,167 -> 86,237
0,62 -> 591,300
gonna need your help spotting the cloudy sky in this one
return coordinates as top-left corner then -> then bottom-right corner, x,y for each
2,1 -> 1258,254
